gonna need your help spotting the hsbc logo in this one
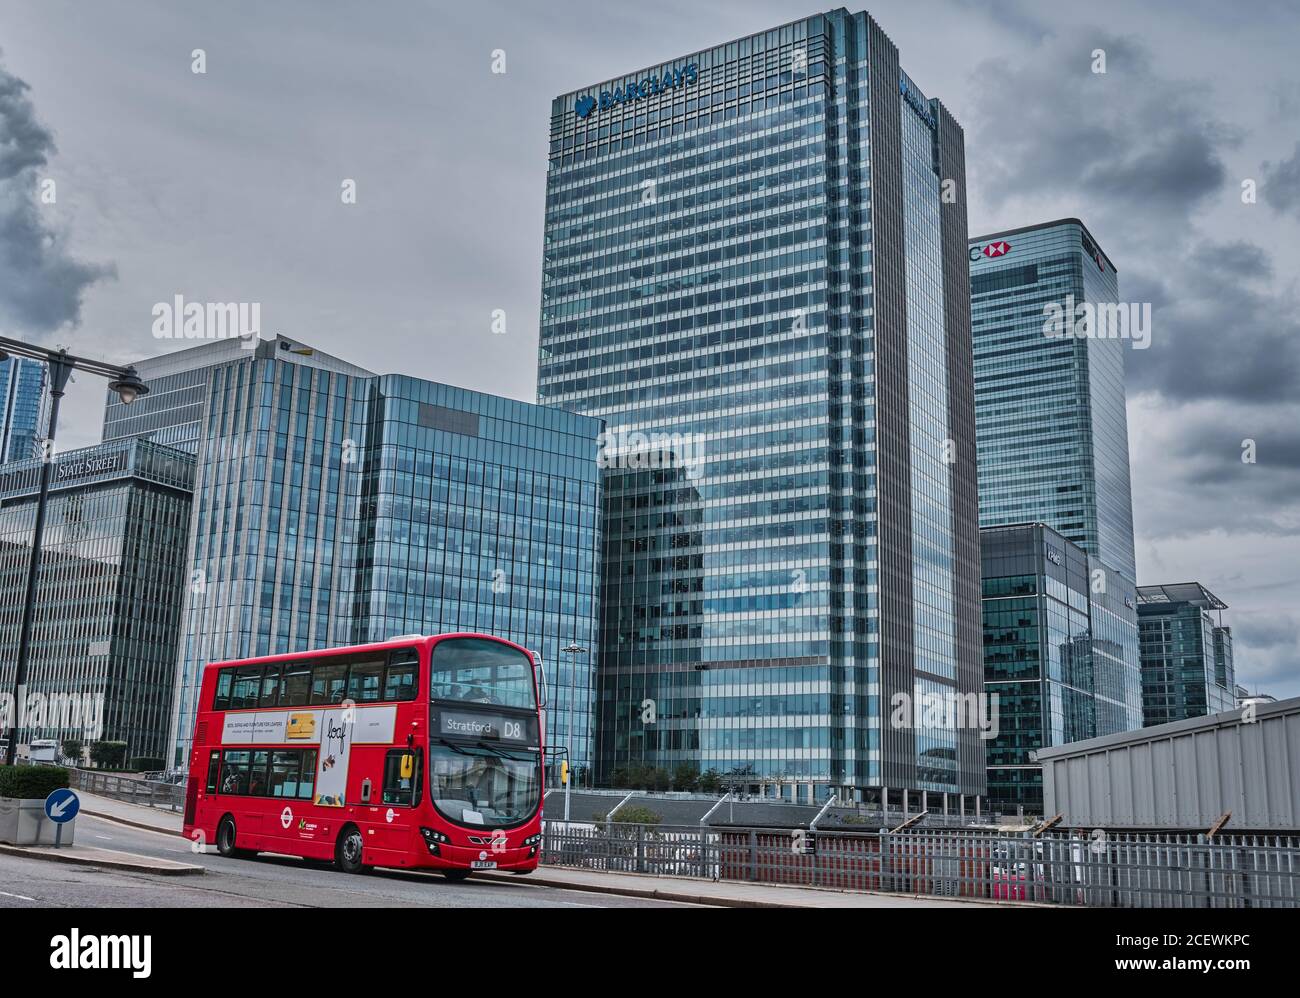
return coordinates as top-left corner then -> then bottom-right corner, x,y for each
970,241 -> 1012,261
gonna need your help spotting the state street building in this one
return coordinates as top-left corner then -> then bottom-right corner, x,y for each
0,439 -> 195,761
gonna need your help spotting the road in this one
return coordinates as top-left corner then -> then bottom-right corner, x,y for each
0,814 -> 700,909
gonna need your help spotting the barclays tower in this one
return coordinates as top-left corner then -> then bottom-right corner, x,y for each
539,9 -> 984,804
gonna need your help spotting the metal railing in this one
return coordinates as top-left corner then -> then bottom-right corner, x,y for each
68,768 -> 186,812
540,821 -> 1300,908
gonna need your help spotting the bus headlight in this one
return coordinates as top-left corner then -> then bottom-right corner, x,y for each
419,827 -> 449,854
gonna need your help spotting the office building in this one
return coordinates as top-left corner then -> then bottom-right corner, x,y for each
0,439 -> 194,760
1137,582 -> 1236,726
970,219 -> 1137,585
980,523 -> 1141,813
0,356 -> 49,464
109,337 -> 603,776
539,9 -> 984,802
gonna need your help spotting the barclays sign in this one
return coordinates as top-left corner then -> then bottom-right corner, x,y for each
898,75 -> 935,129
576,63 -> 699,119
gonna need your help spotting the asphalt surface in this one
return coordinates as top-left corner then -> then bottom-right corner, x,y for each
0,814 -> 701,909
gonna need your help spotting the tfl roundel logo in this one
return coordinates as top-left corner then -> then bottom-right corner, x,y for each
970,240 -> 1012,261
575,95 -> 596,118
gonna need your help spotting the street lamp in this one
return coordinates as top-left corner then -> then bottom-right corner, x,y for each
0,336 -> 149,766
561,643 -> 588,789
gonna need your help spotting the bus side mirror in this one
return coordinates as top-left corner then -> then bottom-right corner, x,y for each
400,753 -> 414,780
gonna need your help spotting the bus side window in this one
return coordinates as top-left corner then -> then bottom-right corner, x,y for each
249,751 -> 270,796
259,665 -> 282,707
347,657 -> 384,703
213,669 -> 233,711
230,666 -> 263,709
382,749 -> 421,806
311,661 -> 347,705
384,649 -> 419,701
299,750 -> 318,801
205,750 -> 221,793
281,661 -> 312,706
221,750 -> 251,795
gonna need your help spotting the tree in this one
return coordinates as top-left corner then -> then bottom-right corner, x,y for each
672,762 -> 699,792
60,738 -> 84,765
698,768 -> 724,794
89,741 -> 127,769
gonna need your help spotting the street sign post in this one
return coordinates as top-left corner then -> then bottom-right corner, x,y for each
44,788 -> 79,848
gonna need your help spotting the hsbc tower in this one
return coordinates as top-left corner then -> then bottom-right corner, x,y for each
968,218 -> 1138,585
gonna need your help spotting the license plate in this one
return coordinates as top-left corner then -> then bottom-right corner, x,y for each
470,860 -> 498,870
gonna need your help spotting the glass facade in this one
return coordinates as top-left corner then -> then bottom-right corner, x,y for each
111,338 -> 603,775
0,356 -> 49,464
0,439 -> 194,759
970,219 -> 1137,585
539,9 -> 984,798
356,376 -> 602,779
981,523 -> 1141,813
1137,582 -> 1236,726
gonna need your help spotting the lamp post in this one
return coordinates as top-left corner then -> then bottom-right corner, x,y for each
561,643 -> 588,789
0,337 -> 149,766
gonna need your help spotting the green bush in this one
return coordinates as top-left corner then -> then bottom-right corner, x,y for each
61,739 -> 84,764
0,765 -> 70,800
598,804 -> 662,825
130,757 -> 165,772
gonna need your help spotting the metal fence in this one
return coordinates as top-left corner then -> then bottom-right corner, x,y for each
68,769 -> 186,812
541,821 -> 1300,908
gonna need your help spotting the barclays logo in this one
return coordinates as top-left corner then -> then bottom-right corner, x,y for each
575,63 -> 698,120
898,74 -> 936,129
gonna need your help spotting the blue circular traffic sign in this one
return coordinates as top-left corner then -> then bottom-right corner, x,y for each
44,788 -> 79,824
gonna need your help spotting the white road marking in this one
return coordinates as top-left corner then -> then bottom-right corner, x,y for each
0,890 -> 37,901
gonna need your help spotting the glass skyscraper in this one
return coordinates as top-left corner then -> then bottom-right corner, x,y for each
980,523 -> 1141,813
0,439 -> 194,760
1137,582 -> 1236,726
108,338 -> 602,776
539,9 -> 984,801
0,356 -> 49,464
970,218 -> 1137,585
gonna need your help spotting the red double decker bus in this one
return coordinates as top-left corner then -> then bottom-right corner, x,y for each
182,632 -> 545,879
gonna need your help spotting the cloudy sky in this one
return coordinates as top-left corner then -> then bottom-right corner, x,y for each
2,0 -> 1297,696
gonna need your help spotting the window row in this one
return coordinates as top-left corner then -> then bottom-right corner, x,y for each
212,647 -> 420,711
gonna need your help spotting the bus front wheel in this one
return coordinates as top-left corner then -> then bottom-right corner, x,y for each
335,824 -> 367,874
442,868 -> 472,882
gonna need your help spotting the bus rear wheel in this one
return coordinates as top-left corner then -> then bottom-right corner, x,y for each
335,824 -> 367,874
442,868 -> 472,882
216,815 -> 249,858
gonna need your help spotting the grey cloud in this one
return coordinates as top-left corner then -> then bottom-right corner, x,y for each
0,55 -> 114,334
1125,241 -> 1300,403
968,31 -> 1233,232
1228,611 -> 1300,692
1261,141 -> 1300,218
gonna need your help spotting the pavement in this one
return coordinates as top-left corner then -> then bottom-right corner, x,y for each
62,792 -> 1028,908
0,841 -> 203,875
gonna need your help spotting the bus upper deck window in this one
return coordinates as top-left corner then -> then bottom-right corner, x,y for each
213,669 -> 233,711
